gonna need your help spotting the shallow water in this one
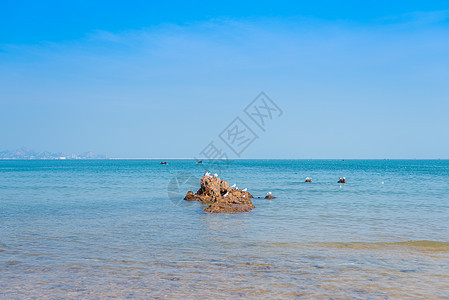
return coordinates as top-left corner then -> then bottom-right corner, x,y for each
1,159 -> 449,298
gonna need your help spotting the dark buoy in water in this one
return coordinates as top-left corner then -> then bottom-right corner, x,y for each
160,161 -> 168,165
338,177 -> 346,183
197,160 -> 203,164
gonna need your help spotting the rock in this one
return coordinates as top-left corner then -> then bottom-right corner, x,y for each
338,178 -> 347,183
265,195 -> 276,200
305,179 -> 312,183
183,190 -> 211,202
184,191 -> 196,201
204,193 -> 255,213
184,175 -> 254,213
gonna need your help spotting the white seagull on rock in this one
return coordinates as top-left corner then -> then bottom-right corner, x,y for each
242,188 -> 247,192
205,172 -> 210,177
231,184 -> 236,189
213,173 -> 218,177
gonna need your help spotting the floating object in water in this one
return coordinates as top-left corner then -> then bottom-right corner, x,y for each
305,177 -> 312,183
338,177 -> 347,183
160,161 -> 168,165
381,182 -> 384,184
197,160 -> 203,164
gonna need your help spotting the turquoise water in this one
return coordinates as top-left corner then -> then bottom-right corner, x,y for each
1,159 -> 449,298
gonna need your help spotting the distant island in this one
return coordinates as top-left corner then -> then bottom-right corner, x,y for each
0,148 -> 107,160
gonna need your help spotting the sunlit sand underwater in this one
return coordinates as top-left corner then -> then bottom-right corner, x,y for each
1,159 -> 449,298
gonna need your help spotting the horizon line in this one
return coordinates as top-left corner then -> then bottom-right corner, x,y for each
1,158 -> 448,160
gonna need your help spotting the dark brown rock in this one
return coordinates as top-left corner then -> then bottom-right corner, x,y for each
184,175 -> 254,213
265,195 -> 276,200
204,193 -> 255,213
184,191 -> 196,201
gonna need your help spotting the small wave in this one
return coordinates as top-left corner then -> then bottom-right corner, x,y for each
0,242 -> 10,251
394,240 -> 449,250
321,240 -> 449,251
263,240 -> 449,251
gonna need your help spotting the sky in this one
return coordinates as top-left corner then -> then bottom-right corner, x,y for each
1,1 -> 449,158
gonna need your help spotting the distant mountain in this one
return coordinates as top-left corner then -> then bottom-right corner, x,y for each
0,148 -> 107,160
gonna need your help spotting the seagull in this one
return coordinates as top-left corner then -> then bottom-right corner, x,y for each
381,182 -> 384,184
231,184 -> 236,189
267,192 -> 272,195
343,177 -> 346,179
213,173 -> 218,177
242,188 -> 247,192
205,172 -> 210,177
242,195 -> 246,197
223,192 -> 228,197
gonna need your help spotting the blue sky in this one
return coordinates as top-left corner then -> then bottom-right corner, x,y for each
1,1 -> 449,158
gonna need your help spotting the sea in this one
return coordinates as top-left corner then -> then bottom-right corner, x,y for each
1,159 -> 448,299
